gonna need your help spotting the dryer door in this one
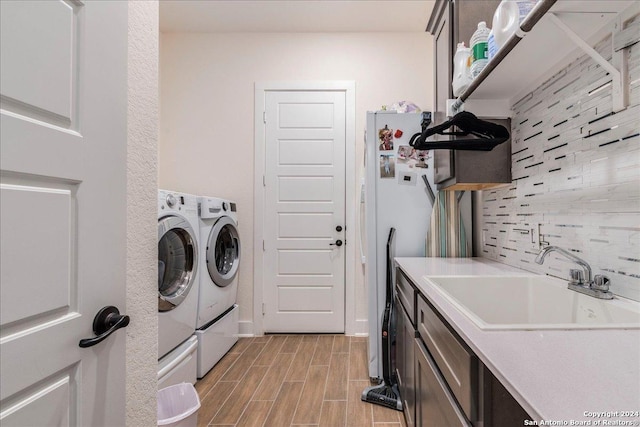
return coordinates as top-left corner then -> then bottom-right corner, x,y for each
158,215 -> 199,311
206,216 -> 240,287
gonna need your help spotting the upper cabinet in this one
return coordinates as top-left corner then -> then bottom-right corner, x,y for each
428,0 -> 502,121
426,0 -> 638,190
449,0 -> 639,113
427,0 -> 512,191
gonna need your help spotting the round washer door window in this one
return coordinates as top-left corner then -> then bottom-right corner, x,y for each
158,216 -> 198,312
206,216 -> 240,287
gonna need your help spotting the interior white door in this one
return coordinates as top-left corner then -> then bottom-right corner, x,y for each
0,2 -> 128,425
263,90 -> 346,332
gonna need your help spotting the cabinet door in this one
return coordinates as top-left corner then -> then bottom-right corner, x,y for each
434,0 -> 452,113
415,338 -> 470,427
395,297 -> 415,427
483,365 -> 532,426
416,295 -> 476,417
433,0 -> 454,183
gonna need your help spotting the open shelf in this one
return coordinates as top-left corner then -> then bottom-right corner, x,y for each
455,0 -> 636,109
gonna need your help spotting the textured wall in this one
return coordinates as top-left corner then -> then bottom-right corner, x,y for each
480,35 -> 640,301
159,32 -> 433,333
127,2 -> 159,425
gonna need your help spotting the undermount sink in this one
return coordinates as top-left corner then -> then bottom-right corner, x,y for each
424,275 -> 640,330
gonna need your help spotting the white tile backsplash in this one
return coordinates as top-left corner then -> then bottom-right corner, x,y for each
480,33 -> 640,302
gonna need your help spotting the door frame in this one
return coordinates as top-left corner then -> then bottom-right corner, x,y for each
253,81 -> 356,336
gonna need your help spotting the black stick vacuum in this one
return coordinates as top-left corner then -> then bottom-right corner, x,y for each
361,228 -> 403,411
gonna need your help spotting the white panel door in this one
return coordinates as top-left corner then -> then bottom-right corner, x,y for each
263,90 -> 346,332
0,1 -> 128,426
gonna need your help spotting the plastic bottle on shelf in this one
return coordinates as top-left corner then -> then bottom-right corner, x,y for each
492,0 -> 538,53
470,21 -> 490,79
452,42 -> 472,97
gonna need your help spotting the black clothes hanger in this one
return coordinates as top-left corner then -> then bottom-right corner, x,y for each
409,111 -> 509,151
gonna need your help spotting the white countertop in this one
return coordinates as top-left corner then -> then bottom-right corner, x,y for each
396,257 -> 640,423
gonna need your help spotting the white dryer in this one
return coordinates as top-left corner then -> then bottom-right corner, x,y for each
196,197 -> 240,326
157,190 -> 200,361
195,196 -> 240,378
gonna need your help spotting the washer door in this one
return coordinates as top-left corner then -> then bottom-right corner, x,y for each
158,215 -> 198,312
206,216 -> 240,287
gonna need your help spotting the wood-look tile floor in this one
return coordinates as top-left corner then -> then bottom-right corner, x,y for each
195,335 -> 407,427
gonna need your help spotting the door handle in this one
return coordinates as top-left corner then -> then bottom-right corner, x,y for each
79,306 -> 130,348
330,239 -> 343,247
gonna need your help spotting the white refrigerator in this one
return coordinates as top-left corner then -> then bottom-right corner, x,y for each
364,111 -> 434,381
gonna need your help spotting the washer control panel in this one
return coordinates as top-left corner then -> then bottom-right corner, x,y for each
166,194 -> 177,208
158,190 -> 196,216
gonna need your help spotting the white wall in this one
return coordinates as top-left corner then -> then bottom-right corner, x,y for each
160,32 -> 433,333
127,2 -> 158,425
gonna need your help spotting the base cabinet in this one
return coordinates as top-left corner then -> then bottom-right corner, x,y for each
397,268 -> 531,427
415,338 -> 470,426
482,365 -> 533,425
395,296 -> 415,427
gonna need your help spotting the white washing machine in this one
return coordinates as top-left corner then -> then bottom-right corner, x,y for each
195,196 -> 240,378
157,190 -> 200,362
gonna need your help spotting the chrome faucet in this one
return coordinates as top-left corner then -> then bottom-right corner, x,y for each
535,246 -> 613,300
535,246 -> 592,283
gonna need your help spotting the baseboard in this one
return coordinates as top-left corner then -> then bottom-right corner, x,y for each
353,319 -> 368,336
238,319 -> 367,337
238,320 -> 254,337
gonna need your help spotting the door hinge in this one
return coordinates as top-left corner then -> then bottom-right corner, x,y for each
263,175 -> 266,187
262,303 -> 265,315
263,111 -> 266,123
262,240 -> 265,251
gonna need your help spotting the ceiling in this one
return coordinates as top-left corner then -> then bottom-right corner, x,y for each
160,1 -> 436,33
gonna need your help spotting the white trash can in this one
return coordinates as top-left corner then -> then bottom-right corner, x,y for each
157,383 -> 201,427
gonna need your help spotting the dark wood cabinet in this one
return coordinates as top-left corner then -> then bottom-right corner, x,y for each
395,296 -> 416,427
427,0 -> 512,191
395,271 -> 416,427
431,0 -> 452,125
481,365 -> 533,425
415,337 -> 470,426
397,267 -> 532,427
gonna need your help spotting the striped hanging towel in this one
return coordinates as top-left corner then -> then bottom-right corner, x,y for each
426,191 -> 470,257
